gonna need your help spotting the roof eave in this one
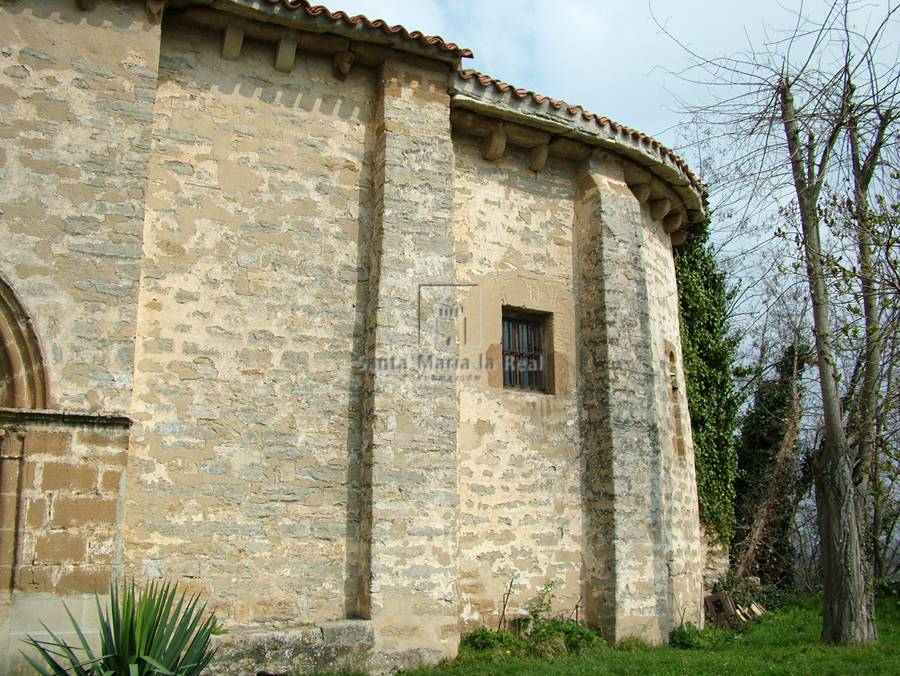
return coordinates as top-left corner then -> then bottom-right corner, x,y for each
176,0 -> 467,65
451,76 -> 707,221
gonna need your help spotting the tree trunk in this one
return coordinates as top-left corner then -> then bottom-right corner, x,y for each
778,80 -> 875,644
848,113 -> 884,634
735,377 -> 802,578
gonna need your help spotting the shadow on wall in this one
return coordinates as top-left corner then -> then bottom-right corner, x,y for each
342,60 -> 377,622
142,13 -> 379,622
3,0 -> 156,32
158,16 -> 370,121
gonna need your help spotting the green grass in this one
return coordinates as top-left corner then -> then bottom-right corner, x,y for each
405,596 -> 900,675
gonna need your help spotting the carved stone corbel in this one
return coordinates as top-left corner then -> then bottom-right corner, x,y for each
650,197 -> 671,221
222,25 -> 244,61
529,143 -> 549,171
333,51 -> 355,80
671,230 -> 689,247
481,125 -> 507,161
629,183 -> 651,204
146,0 -> 165,24
663,210 -> 684,233
275,36 -> 297,73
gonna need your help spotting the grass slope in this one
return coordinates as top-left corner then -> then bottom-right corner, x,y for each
405,597 -> 900,675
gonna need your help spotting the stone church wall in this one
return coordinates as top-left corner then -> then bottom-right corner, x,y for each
125,18 -> 375,627
0,0 -> 160,414
0,2 -> 160,672
1,1 -> 707,671
452,137 -> 583,628
639,190 -> 704,631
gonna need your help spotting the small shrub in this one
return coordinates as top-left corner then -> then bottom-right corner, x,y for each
525,619 -> 604,657
555,619 -> 605,654
670,621 -> 736,649
22,578 -> 224,676
462,582 -> 604,661
462,627 -> 500,651
526,581 -> 556,625
461,627 -> 523,655
669,622 -> 704,648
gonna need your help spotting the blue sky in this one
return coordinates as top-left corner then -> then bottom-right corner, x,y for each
336,1 -> 898,328
339,0 -> 896,148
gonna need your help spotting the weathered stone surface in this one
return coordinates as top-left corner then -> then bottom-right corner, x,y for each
0,0 -> 160,414
1,412 -> 129,673
0,1 -> 706,670
574,155 -> 702,643
126,17 -> 374,633
365,57 -> 460,670
210,620 -> 373,674
453,138 -> 582,630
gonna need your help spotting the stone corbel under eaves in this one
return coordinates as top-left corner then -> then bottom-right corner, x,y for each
621,162 -> 692,239
451,108 -> 590,167
181,7 -> 351,73
450,97 -> 699,245
449,90 -> 706,233
166,0 -> 463,65
179,6 -> 447,79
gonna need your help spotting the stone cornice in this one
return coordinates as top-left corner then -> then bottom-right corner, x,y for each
167,0 -> 469,64
451,72 -> 707,224
0,407 -> 132,427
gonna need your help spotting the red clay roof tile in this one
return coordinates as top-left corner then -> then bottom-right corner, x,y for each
456,69 -> 704,196
257,3 -> 701,200
263,0 -> 473,58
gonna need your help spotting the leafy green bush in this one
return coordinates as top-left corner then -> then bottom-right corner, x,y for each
22,578 -> 224,676
462,626 -> 500,651
669,622 -> 704,648
461,627 -> 524,655
461,580 -> 604,661
526,619 -> 603,656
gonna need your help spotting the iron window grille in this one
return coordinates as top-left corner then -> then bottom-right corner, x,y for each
502,308 -> 550,392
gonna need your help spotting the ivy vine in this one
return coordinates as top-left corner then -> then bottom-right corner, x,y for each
674,220 -> 741,545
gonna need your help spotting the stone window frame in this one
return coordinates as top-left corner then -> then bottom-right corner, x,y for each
501,306 -> 553,393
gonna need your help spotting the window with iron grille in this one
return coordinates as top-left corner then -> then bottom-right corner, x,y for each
502,308 -> 550,392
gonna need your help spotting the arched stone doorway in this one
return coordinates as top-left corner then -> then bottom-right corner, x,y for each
0,276 -> 49,410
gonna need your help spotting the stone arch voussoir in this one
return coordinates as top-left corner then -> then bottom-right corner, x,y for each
0,275 -> 50,409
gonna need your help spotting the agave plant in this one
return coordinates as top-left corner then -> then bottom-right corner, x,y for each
22,578 -> 225,675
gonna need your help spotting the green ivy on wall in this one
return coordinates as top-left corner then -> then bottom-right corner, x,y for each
674,220 -> 740,545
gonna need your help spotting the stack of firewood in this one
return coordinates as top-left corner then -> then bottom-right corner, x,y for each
704,591 -> 766,628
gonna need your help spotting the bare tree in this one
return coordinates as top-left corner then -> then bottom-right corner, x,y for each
657,0 -> 899,644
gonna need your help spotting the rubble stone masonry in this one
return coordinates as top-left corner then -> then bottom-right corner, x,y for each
1,1 -> 706,672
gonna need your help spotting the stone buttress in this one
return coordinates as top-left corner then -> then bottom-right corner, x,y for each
1,1 -> 707,671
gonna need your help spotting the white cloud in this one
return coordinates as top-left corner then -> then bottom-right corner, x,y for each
341,0 -> 899,147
